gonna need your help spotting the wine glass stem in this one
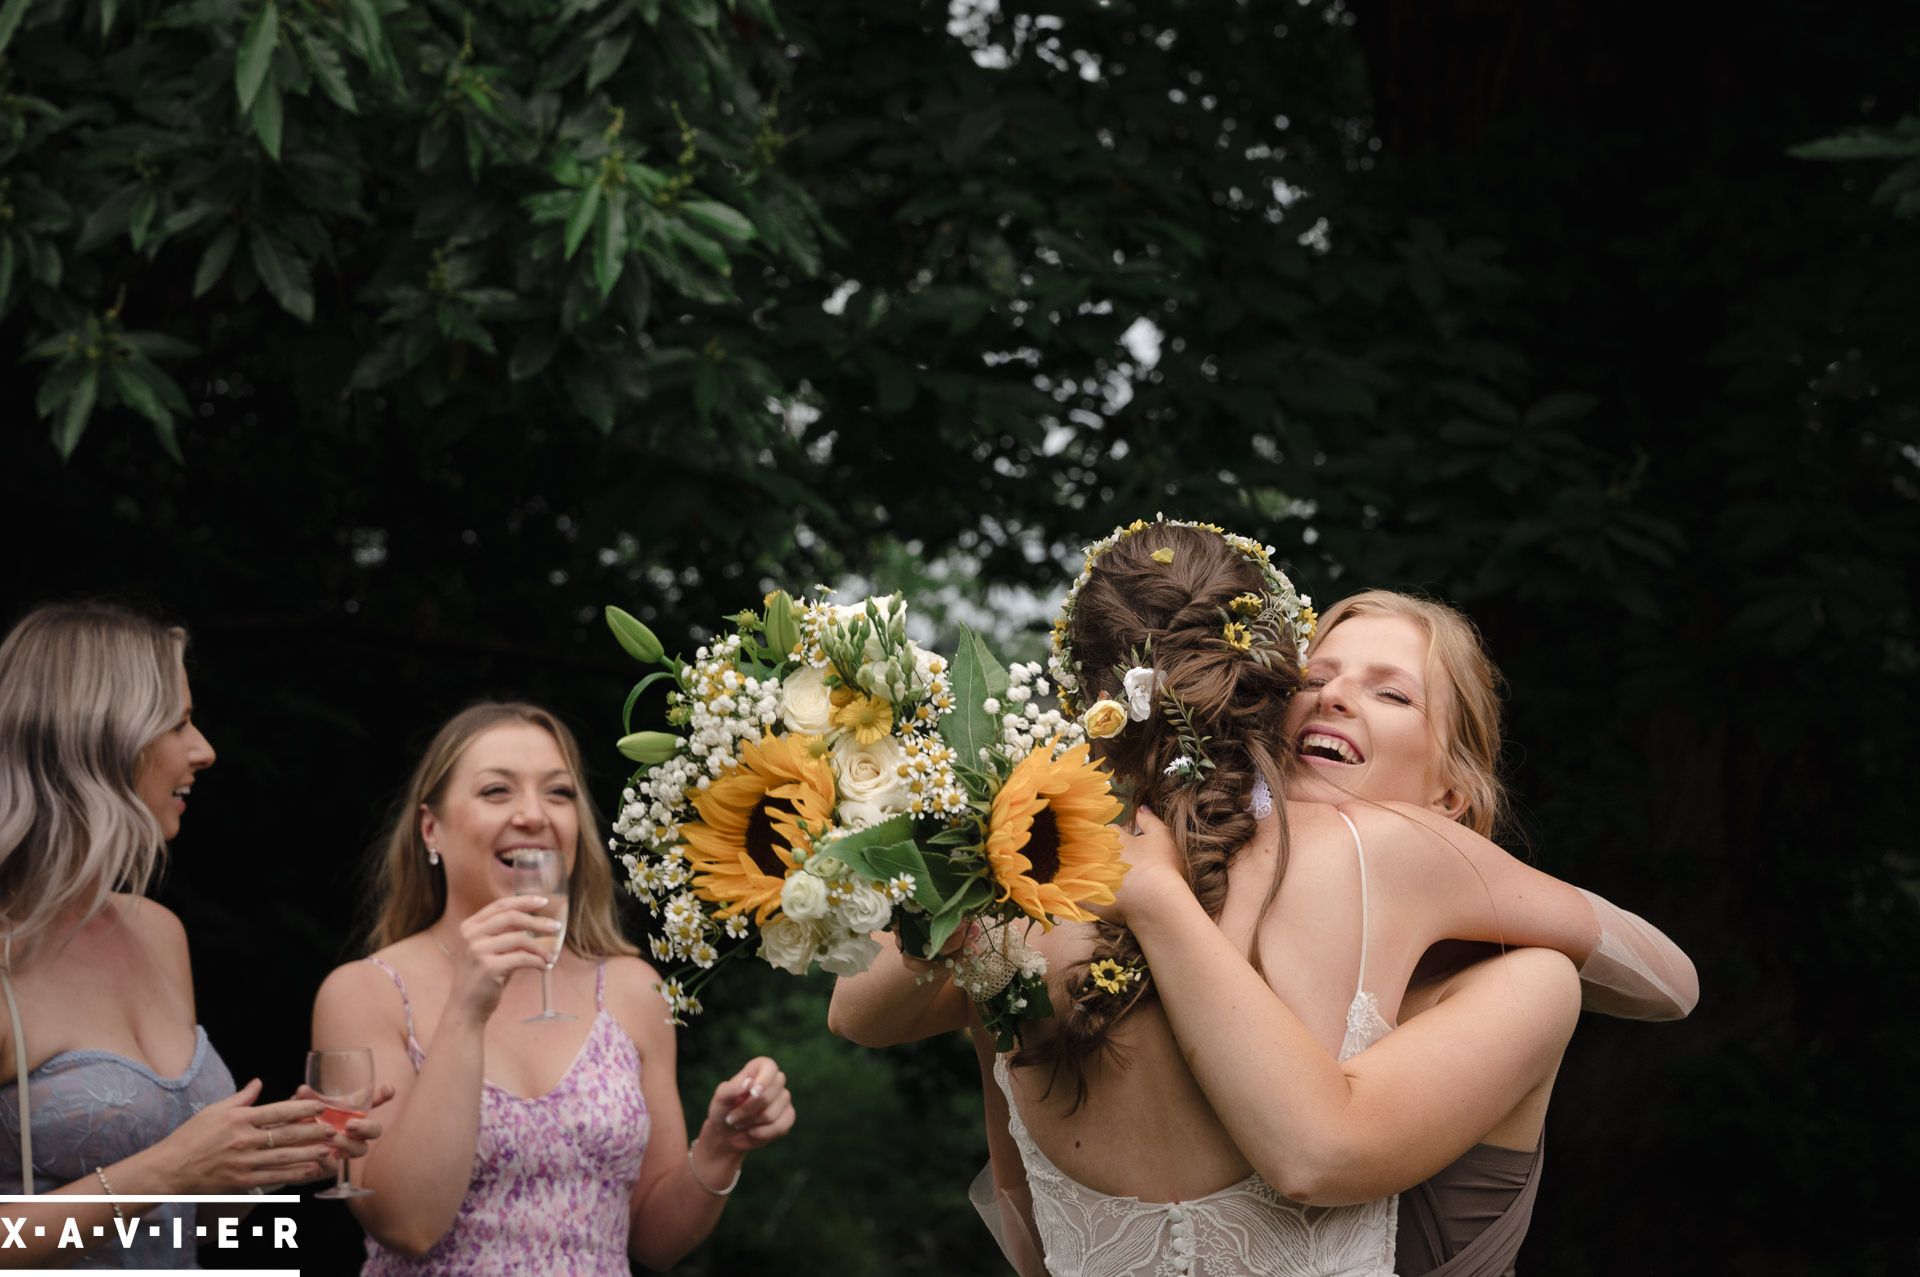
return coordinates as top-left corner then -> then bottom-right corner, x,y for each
336,1154 -> 349,1194
541,966 -> 555,1016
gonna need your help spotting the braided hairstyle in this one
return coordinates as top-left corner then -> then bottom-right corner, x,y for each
1014,522 -> 1303,1104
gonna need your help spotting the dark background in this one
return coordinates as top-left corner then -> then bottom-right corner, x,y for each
3,0 -> 1916,1272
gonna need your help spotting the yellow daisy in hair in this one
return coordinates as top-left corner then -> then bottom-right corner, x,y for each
684,733 -> 835,923
1222,621 -> 1253,652
1089,958 -> 1137,995
1229,593 -> 1263,617
985,741 -> 1126,927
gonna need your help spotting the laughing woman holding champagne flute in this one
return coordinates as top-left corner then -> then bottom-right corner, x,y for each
313,702 -> 795,1275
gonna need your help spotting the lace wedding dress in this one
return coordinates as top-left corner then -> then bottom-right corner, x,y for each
990,809 -> 1397,1277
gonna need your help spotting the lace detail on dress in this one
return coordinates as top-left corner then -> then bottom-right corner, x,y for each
988,805 -> 1401,1275
0,1027 -> 236,1269
992,1058 -> 1396,1277
1339,990 -> 1393,1062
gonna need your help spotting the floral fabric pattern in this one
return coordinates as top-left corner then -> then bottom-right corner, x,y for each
361,960 -> 649,1277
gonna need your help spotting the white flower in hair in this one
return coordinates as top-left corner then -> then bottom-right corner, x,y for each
1122,666 -> 1158,722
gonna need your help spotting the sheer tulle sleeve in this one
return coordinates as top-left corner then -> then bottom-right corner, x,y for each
1574,887 -> 1700,1021
969,1161 -> 1047,1277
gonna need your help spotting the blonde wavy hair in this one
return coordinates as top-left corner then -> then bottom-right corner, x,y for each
0,602 -> 187,969
1313,590 -> 1510,839
365,702 -> 635,958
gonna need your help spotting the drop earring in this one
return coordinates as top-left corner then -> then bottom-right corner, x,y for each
428,846 -> 441,867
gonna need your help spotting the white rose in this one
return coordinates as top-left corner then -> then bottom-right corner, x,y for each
1122,666 -> 1158,722
780,666 -> 835,735
817,931 -> 882,977
779,870 -> 832,922
836,882 -> 895,933
758,917 -> 818,976
832,734 -> 912,822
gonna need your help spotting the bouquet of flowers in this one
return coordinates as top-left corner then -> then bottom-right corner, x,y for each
604,589 -> 1127,1046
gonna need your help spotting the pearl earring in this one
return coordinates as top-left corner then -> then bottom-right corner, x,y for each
428,846 -> 441,867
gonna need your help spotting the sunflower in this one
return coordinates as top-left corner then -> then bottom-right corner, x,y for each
683,733 -> 836,923
984,740 -> 1126,927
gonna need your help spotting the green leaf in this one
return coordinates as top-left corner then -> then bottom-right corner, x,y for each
128,191 -> 158,252
859,840 -> 944,914
76,185 -> 140,252
0,0 -> 33,56
1788,132 -> 1920,162
299,28 -> 358,112
194,226 -> 239,297
53,367 -> 99,459
0,236 -> 15,307
594,190 -> 627,295
585,33 -> 632,92
108,361 -> 175,431
235,1 -> 280,114
247,230 -> 313,322
563,181 -> 602,261
938,625 -> 1011,766
621,669 -> 678,732
813,815 -> 915,880
251,77 -> 284,159
119,332 -> 200,359
508,327 -> 560,380
681,199 -> 755,243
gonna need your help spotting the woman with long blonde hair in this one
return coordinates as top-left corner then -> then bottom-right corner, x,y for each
313,701 -> 795,1274
831,524 -> 1694,1276
0,602 -> 380,1270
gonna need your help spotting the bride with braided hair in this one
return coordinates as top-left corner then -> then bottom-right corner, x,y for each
830,518 -> 1694,1276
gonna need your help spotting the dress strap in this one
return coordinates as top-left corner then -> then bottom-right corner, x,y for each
594,962 -> 608,1011
364,957 -> 421,1064
1333,809 -> 1371,996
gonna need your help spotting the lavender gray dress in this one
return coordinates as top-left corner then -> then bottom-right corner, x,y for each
0,1027 -> 238,1269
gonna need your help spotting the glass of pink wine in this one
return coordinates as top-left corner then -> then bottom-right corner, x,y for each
305,1048 -> 376,1199
509,849 -> 574,1023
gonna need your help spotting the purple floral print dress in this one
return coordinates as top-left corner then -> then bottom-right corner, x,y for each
360,960 -> 649,1277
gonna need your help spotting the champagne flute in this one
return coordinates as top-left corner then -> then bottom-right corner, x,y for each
509,849 -> 574,1023
305,1049 -> 375,1199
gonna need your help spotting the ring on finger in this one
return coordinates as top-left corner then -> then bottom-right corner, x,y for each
265,1128 -> 277,1150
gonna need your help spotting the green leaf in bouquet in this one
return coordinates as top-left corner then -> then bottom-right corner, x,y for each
812,814 -> 914,880
858,840 -> 945,912
938,625 -> 1011,769
606,605 -> 666,663
941,875 -> 993,917
925,907 -> 969,961
621,669 -> 678,731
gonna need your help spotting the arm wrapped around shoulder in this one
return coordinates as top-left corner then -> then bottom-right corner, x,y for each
1574,887 -> 1700,1021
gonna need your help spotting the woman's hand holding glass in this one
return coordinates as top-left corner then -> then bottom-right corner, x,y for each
134,1077 -> 335,1192
698,1056 -> 795,1155
444,892 -> 564,1025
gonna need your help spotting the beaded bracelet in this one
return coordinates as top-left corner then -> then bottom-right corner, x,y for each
93,1167 -> 124,1219
685,1139 -> 741,1197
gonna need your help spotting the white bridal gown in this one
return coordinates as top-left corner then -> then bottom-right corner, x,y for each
990,809 -> 1398,1277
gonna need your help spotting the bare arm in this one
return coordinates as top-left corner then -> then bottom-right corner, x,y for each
827,929 -> 971,1046
1121,852 -> 1577,1205
620,962 -> 795,1269
1354,804 -> 1698,1019
315,895 -> 554,1256
1,905 -> 327,1268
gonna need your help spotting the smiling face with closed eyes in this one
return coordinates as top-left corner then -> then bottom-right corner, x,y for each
1283,613 -> 1461,817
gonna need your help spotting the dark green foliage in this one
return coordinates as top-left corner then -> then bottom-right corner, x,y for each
2,0 -> 1916,1271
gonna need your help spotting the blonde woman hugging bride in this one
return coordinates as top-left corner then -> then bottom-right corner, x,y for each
830,519 -> 1695,1276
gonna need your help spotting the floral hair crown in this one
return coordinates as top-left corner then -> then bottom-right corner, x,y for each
1048,515 -> 1317,723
